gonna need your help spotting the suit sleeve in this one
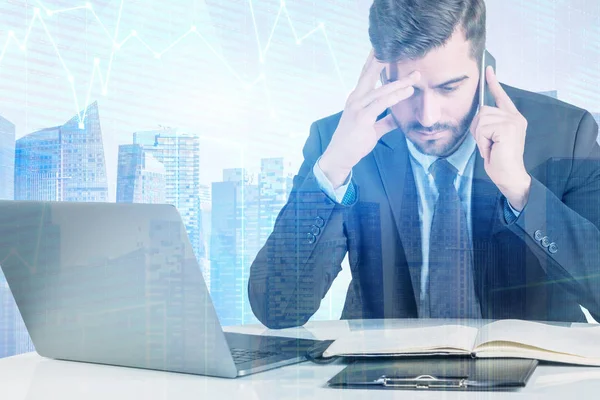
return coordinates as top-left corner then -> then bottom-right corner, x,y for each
500,111 -> 600,321
248,120 -> 356,329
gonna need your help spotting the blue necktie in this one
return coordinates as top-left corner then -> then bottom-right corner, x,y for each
424,158 -> 482,319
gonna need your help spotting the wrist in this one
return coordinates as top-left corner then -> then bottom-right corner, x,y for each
319,150 -> 352,190
500,172 -> 531,212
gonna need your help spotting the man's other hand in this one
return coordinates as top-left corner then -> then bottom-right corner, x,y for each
319,50 -> 420,189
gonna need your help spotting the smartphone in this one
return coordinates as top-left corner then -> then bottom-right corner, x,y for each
380,66 -> 391,86
480,49 -> 496,108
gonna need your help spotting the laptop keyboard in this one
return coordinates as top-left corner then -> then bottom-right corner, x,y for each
230,348 -> 278,364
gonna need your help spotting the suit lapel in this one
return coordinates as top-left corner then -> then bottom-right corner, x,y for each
372,130 -> 423,311
471,150 -> 502,313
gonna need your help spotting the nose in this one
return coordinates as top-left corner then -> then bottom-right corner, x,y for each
415,90 -> 442,128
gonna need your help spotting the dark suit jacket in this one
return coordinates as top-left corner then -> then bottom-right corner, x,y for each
248,84 -> 600,329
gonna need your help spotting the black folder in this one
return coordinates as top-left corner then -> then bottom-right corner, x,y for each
327,357 -> 538,390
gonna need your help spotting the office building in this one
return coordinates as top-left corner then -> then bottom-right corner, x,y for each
209,159 -> 295,326
0,277 -> 16,358
0,115 -> 35,358
198,184 -> 212,286
116,144 -> 166,204
0,114 -> 17,356
133,129 -> 207,281
210,168 -> 261,326
14,102 -> 108,202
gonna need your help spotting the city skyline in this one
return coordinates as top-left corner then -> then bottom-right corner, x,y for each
0,103 -> 303,352
8,100 -> 303,328
0,0 -> 599,357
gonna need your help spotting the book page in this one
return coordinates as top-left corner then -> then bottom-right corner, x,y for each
473,319 -> 600,360
322,324 -> 479,358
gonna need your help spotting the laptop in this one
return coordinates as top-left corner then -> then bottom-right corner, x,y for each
0,200 -> 324,378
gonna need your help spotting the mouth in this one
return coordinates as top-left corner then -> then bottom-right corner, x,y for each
413,129 -> 448,140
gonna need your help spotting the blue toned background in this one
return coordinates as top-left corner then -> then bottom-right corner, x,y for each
0,0 -> 598,358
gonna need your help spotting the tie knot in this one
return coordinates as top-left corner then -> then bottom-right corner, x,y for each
429,158 -> 458,191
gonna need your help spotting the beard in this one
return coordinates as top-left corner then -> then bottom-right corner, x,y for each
393,96 -> 479,157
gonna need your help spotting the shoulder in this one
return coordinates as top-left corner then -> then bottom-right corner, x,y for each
502,83 -> 598,160
503,83 -> 593,131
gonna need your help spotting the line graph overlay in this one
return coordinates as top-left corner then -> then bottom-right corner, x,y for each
0,0 -> 348,126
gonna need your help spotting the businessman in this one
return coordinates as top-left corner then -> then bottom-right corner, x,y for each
248,0 -> 600,328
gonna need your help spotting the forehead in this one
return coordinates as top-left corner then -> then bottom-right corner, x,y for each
390,29 -> 478,80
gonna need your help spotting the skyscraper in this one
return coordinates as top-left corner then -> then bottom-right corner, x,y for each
14,102 -> 108,202
0,114 -> 15,201
209,159 -> 295,326
116,144 -> 166,204
133,129 -> 207,279
0,274 -> 17,358
199,184 -> 211,210
210,168 -> 261,326
0,115 -> 34,358
0,114 -> 16,357
198,183 -> 212,289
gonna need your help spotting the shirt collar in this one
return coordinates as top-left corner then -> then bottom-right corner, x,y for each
405,133 -> 477,177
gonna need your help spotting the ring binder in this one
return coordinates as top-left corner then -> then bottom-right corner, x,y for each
375,374 -> 468,389
327,358 -> 538,391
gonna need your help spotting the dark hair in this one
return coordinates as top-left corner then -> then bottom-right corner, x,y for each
369,0 -> 486,64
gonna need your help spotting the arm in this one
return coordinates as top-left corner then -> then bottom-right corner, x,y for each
313,157 -> 354,204
248,50 -> 420,329
247,120 -> 355,329
501,111 -> 600,321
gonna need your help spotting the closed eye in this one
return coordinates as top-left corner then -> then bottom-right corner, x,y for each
439,86 -> 458,92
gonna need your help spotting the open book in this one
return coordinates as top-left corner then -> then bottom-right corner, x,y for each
322,319 -> 600,366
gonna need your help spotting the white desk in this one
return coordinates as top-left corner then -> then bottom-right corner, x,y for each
1,319 -> 600,399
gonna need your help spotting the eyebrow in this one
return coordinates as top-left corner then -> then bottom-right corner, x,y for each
433,75 -> 469,88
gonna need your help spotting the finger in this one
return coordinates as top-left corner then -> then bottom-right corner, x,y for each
475,114 -> 507,128
476,123 -> 508,163
469,112 -> 481,139
469,113 -> 484,156
486,66 -> 518,113
357,71 -> 420,109
374,113 -> 398,138
477,122 -> 503,142
478,105 -> 508,117
354,54 -> 386,96
469,106 -> 506,141
362,86 -> 415,122
359,49 -> 375,76
474,124 -> 494,162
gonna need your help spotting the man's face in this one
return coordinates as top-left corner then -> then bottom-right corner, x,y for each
384,29 -> 480,157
